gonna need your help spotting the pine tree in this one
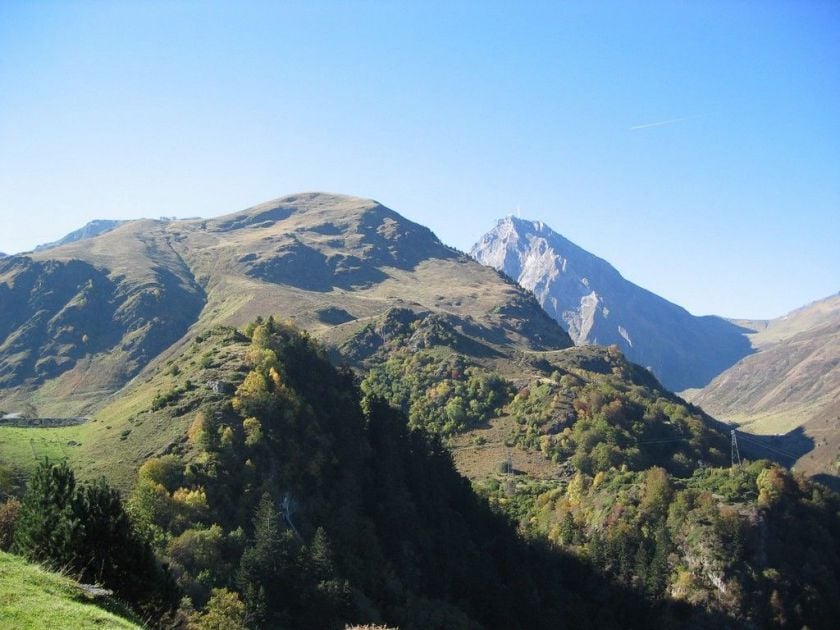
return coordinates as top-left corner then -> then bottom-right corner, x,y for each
73,477 -> 133,582
559,511 -> 575,546
15,461 -> 177,617
646,521 -> 670,599
14,459 -> 80,568
73,476 -> 173,612
238,493 -> 300,627
308,526 -> 335,580
307,526 -> 352,627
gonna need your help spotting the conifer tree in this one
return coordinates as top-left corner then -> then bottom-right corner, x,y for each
14,459 -> 79,568
238,493 -> 300,627
15,460 -> 177,617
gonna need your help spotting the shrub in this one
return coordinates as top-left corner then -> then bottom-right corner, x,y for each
188,587 -> 246,629
0,497 -> 21,550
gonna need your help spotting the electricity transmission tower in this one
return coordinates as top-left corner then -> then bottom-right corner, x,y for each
730,430 -> 741,468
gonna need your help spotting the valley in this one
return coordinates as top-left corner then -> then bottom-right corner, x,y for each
688,293 -> 840,484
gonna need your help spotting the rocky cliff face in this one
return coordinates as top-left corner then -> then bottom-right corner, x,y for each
471,216 -> 752,391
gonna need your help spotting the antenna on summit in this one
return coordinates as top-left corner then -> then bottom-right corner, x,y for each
516,205 -> 521,218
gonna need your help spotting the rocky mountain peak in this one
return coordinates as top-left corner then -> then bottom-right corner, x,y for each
472,217 -> 753,391
472,216 -> 624,342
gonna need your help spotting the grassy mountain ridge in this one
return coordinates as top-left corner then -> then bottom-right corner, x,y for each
0,193 -> 570,417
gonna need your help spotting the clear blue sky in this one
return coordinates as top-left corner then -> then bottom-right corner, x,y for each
1,1 -> 837,319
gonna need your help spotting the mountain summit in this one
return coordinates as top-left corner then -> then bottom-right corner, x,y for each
471,216 -> 752,391
0,194 -> 571,416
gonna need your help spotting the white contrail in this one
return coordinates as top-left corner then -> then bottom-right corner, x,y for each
629,115 -> 701,131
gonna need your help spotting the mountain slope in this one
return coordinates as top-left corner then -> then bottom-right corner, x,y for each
0,231 -> 206,415
8,316 -> 833,628
0,194 -> 570,416
34,219 -> 127,252
471,216 -> 753,391
689,293 -> 840,479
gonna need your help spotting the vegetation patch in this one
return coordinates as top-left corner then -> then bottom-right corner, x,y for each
361,348 -> 513,435
0,550 -> 141,628
0,426 -> 81,473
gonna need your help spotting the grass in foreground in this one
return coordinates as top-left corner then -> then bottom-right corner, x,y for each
0,551 -> 141,629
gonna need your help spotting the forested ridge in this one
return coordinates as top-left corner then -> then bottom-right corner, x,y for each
0,318 -> 838,628
356,314 -> 840,627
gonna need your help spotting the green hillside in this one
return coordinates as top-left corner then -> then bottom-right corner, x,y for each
78,318 -> 712,628
0,193 -> 570,418
346,313 -> 840,626
1,317 -> 837,627
0,551 -> 141,629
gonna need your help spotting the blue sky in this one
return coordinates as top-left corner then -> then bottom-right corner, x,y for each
1,1 -> 837,319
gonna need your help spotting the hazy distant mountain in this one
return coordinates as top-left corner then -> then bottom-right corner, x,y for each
688,293 -> 840,478
471,216 -> 753,391
0,193 -> 570,416
34,219 -> 126,252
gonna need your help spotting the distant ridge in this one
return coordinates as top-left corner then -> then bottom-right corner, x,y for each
471,216 -> 753,391
35,219 -> 127,252
687,292 -> 840,478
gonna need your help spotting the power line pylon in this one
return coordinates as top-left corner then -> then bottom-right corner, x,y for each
731,429 -> 741,468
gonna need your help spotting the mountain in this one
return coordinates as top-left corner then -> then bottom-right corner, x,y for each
0,194 -> 570,417
1,193 -> 839,626
471,216 -> 753,391
34,219 -> 127,252
688,293 -> 840,480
